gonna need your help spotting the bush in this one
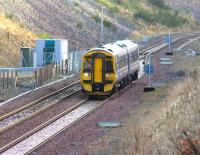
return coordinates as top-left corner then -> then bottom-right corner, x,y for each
92,15 -> 101,23
76,22 -> 83,29
134,10 -> 154,23
155,11 -> 188,27
5,13 -> 14,20
135,9 -> 188,28
148,0 -> 168,9
96,0 -> 119,13
104,19 -> 117,32
39,33 -> 52,39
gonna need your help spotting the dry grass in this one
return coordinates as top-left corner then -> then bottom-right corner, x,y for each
88,41 -> 200,155
88,75 -> 200,155
0,12 -> 37,67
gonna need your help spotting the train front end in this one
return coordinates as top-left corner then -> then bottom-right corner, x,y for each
81,49 -> 116,96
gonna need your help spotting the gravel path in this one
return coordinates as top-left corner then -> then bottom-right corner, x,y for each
30,35 -> 197,155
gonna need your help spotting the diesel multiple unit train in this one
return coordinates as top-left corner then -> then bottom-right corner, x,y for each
81,40 -> 140,96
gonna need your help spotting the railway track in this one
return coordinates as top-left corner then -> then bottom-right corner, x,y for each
0,81 -> 136,155
139,32 -> 200,57
0,32 -> 199,154
0,81 -> 81,133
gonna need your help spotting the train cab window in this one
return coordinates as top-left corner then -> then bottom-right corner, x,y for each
106,60 -> 114,73
83,58 -> 91,72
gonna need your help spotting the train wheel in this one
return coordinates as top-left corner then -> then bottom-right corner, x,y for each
88,95 -> 96,100
111,84 -> 118,95
128,75 -> 132,84
123,77 -> 128,87
134,71 -> 138,80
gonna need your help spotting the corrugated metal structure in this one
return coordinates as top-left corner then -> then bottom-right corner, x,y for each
35,39 -> 68,66
68,50 -> 87,73
20,47 -> 34,67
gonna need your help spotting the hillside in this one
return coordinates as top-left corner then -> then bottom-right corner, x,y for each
0,0 -> 199,67
164,0 -> 200,22
0,12 -> 37,67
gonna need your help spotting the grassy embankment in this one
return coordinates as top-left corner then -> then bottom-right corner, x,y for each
0,12 -> 38,67
96,0 -> 199,39
88,40 -> 200,154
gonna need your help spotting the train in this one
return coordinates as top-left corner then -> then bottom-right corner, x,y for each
81,40 -> 140,96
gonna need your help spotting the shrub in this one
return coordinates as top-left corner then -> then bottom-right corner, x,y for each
134,10 -> 154,23
96,0 -> 119,13
104,19 -> 117,32
148,0 -> 168,9
92,15 -> 101,23
5,13 -> 14,20
76,22 -> 83,29
135,9 -> 188,28
39,33 -> 52,39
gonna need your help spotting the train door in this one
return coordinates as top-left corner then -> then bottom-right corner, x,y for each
94,57 -> 103,82
92,53 -> 105,91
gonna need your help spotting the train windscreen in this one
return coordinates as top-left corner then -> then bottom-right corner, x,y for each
83,58 -> 91,72
106,60 -> 113,73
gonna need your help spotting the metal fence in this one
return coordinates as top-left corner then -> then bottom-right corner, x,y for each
0,60 -> 68,92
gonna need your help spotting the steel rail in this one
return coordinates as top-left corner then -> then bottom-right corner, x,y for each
0,80 -> 81,122
139,32 -> 199,57
0,32 -> 197,125
0,88 -> 82,134
0,32 -> 199,154
0,81 -> 134,154
0,98 -> 88,154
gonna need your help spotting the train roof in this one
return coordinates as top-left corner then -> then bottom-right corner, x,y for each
86,40 -> 138,56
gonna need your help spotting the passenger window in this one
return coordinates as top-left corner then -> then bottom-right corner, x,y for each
106,60 -> 113,73
84,58 -> 91,72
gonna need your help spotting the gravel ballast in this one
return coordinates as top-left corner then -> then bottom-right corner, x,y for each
30,35 -> 196,155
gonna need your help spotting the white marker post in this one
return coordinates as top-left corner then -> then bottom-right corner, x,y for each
166,32 -> 173,56
169,32 -> 171,53
148,51 -> 151,87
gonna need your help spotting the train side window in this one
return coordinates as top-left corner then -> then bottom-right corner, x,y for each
106,60 -> 114,73
84,59 -> 91,72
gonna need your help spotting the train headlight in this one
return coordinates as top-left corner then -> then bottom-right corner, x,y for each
106,73 -> 110,77
84,73 -> 89,77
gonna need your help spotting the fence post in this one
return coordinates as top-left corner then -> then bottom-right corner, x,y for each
15,71 -> 18,87
6,71 -> 9,89
40,68 -> 43,86
11,70 -> 13,88
2,71 -> 5,90
62,60 -> 64,74
59,61 -> 61,75
34,70 -> 38,88
65,59 -> 68,73
55,62 -> 57,77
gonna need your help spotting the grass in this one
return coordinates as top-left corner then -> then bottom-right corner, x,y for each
39,33 -> 52,39
96,0 -> 119,13
95,0 -> 198,34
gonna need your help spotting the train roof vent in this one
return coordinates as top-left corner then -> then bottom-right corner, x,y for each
117,44 -> 127,48
107,49 -> 113,52
98,43 -> 104,47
